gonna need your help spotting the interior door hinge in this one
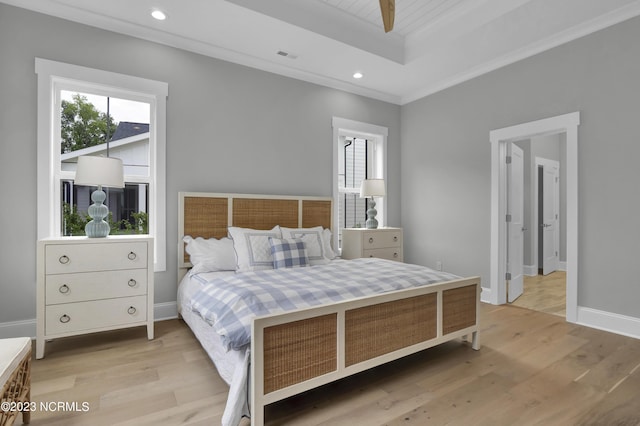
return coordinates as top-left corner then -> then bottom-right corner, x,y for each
505,272 -> 512,280
506,156 -> 512,164
506,214 -> 512,222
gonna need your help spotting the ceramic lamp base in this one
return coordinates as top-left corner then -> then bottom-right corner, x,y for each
365,198 -> 379,229
85,188 -> 110,238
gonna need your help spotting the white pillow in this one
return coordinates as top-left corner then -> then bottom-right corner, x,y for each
280,226 -> 330,265
183,236 -> 237,274
322,228 -> 337,260
228,226 -> 282,272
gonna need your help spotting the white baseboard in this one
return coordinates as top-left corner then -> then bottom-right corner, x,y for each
523,263 -> 568,275
576,306 -> 640,340
481,287 -> 492,304
155,302 -> 179,321
4,301 -> 637,342
523,265 -> 537,276
476,291 -> 640,340
0,302 -> 180,339
0,318 -> 36,339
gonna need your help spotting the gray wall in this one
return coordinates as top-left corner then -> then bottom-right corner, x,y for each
0,4 -> 401,326
401,14 -> 640,318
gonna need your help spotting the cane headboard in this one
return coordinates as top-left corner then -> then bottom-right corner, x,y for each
178,192 -> 333,275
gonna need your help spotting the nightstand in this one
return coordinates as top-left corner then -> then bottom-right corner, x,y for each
341,227 -> 403,262
36,235 -> 154,359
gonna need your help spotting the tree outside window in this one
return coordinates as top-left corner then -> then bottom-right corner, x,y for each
59,91 -> 150,236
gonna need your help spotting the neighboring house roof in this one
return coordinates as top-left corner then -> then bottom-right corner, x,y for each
61,131 -> 149,162
110,122 -> 149,141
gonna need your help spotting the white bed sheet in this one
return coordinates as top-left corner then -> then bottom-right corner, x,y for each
178,271 -> 250,425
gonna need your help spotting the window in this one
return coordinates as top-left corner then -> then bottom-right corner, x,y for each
36,59 -> 168,271
339,137 -> 370,229
332,117 -> 387,250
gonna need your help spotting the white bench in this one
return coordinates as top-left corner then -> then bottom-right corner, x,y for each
0,338 -> 31,425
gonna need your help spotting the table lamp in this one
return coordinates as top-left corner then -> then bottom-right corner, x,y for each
360,178 -> 385,229
74,156 -> 124,237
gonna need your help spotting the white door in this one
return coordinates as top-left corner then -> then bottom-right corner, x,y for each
507,144 -> 524,302
542,163 -> 560,275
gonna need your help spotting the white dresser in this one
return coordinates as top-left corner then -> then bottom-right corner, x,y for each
36,236 -> 154,359
341,227 -> 403,262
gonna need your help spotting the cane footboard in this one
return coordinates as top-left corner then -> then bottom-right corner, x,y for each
251,277 -> 481,425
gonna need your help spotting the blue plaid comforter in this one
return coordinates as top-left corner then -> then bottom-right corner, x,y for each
189,258 -> 460,351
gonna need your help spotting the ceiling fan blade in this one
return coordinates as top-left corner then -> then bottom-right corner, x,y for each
379,0 -> 395,33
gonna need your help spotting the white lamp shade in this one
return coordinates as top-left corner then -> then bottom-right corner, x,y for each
74,156 -> 124,188
360,178 -> 386,197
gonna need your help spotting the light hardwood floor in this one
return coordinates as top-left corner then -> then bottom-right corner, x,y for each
511,271 -> 566,317
25,304 -> 640,426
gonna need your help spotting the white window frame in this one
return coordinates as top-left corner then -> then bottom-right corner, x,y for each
332,117 -> 388,252
35,58 -> 168,271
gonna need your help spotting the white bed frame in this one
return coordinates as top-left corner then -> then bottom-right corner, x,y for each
178,192 -> 481,425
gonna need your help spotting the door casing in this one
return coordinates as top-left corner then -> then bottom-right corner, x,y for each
489,111 -> 579,323
507,143 -> 525,302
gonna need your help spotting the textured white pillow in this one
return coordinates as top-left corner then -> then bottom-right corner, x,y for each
322,228 -> 337,260
228,226 -> 282,272
280,226 -> 330,265
183,236 -> 237,274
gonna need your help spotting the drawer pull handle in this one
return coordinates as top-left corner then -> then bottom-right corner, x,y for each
128,279 -> 137,287
127,306 -> 137,315
59,284 -> 70,294
393,236 -> 398,242
59,314 -> 71,323
127,252 -> 137,261
368,237 -> 374,244
59,255 -> 70,264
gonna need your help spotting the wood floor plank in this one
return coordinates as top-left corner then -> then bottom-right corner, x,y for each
511,271 -> 566,317
25,304 -> 639,426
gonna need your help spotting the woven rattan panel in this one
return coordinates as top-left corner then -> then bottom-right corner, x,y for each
442,284 -> 477,335
344,294 -> 437,367
301,200 -> 332,229
263,314 -> 337,394
232,199 -> 298,230
183,197 -> 229,263
0,348 -> 31,426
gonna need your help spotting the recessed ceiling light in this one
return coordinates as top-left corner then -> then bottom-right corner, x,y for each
151,9 -> 167,20
353,72 -> 364,79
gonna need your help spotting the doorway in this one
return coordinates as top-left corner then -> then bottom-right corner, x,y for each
507,137 -> 565,313
489,112 -> 580,323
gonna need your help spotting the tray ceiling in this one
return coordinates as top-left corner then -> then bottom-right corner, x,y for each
4,0 -> 640,104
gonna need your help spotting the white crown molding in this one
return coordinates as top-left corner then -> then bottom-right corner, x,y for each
402,0 -> 640,104
2,0 -> 403,104
4,0 -> 640,105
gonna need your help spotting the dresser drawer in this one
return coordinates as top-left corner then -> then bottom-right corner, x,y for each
45,295 -> 147,335
45,269 -> 147,305
362,230 -> 402,249
45,242 -> 148,274
363,247 -> 403,262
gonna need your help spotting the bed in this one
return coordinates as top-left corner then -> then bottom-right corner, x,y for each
177,192 -> 481,426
